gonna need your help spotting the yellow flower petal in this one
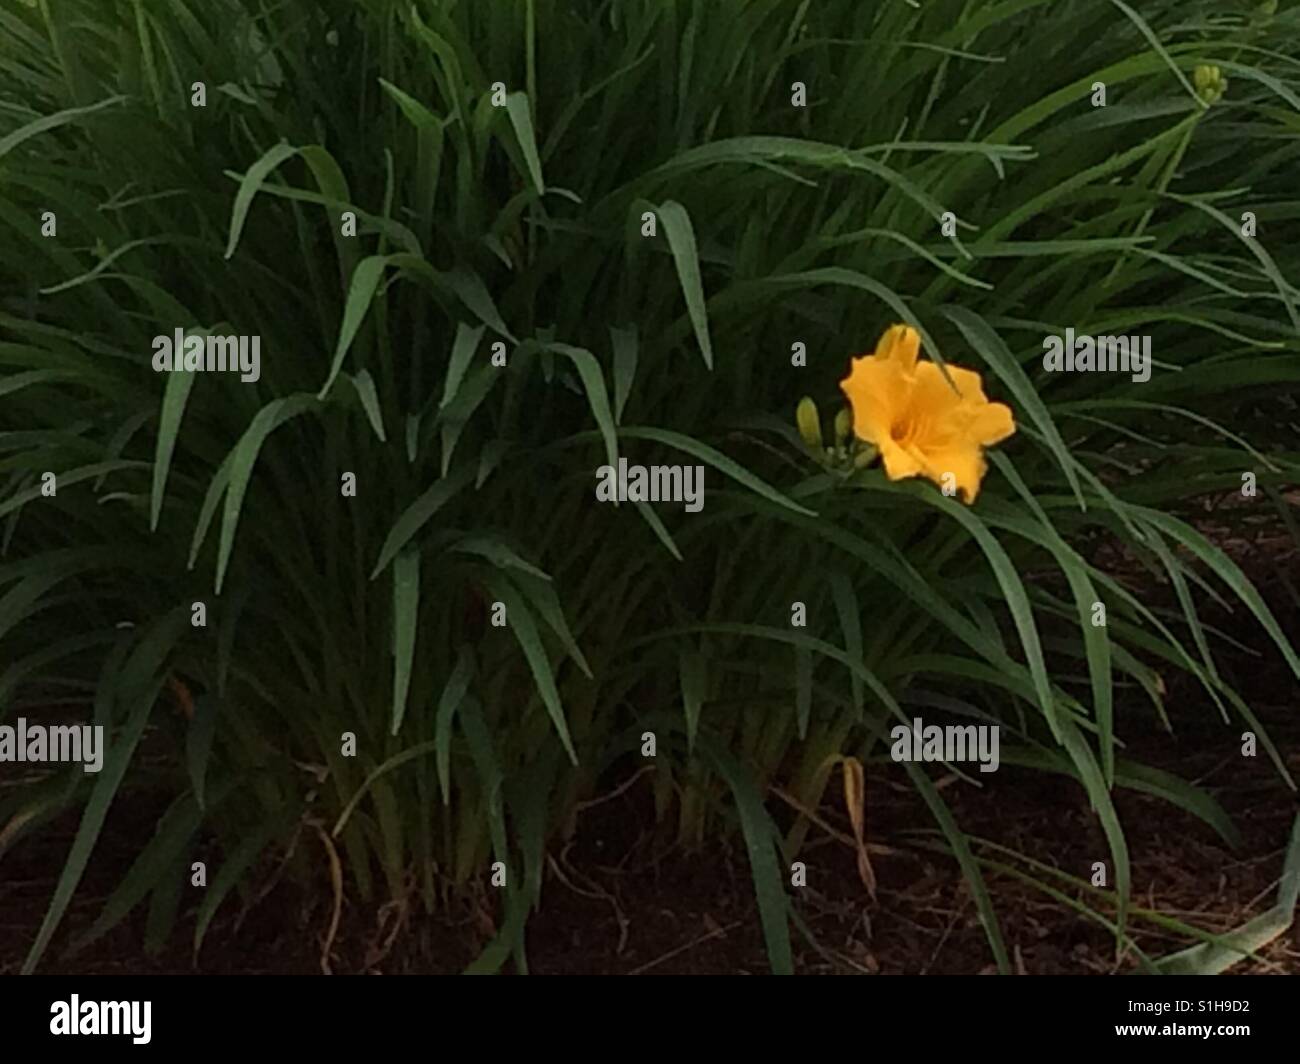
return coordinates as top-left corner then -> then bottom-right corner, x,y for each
912,361 -> 987,412
838,324 -> 1017,504
875,324 -> 921,373
919,445 -> 988,504
965,401 -> 1016,446
878,438 -> 926,481
840,351 -> 909,447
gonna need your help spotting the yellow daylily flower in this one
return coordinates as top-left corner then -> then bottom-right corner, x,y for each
839,324 -> 1015,504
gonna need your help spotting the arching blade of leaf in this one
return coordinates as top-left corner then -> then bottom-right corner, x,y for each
436,646 -> 476,805
348,370 -> 386,442
634,499 -> 682,560
901,757 -> 1013,974
699,737 -> 792,974
194,801 -> 302,958
332,742 -> 439,837
224,141 -> 299,259
371,463 -> 476,580
483,577 -> 577,764
449,535 -> 550,582
318,256 -> 392,398
440,322 -> 485,409
540,342 -> 618,470
657,200 -> 714,370
794,645 -> 812,739
70,791 -> 209,954
1155,812 -> 1300,974
216,395 -> 319,593
875,480 -> 1057,742
0,94 -> 124,161
828,571 -> 864,717
464,887 -> 528,975
390,549 -> 421,735
504,92 -> 545,193
187,693 -> 220,810
457,695 -> 508,868
619,426 -> 816,516
680,648 -> 706,753
1139,507 -> 1300,682
22,612 -> 185,973
151,360 -> 197,530
509,571 -> 592,679
942,304 -> 1085,508
610,325 -> 637,424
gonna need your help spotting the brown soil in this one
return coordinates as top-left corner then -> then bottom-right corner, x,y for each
3,716 -> 1297,976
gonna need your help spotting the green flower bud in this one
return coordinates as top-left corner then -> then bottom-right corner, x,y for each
796,397 -> 823,451
834,406 -> 853,445
852,445 -> 879,469
1193,64 -> 1227,105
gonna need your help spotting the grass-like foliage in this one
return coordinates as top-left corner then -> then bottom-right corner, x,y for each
2,0 -> 1299,974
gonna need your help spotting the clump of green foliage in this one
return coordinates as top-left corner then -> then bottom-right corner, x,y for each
1,0 -> 1298,973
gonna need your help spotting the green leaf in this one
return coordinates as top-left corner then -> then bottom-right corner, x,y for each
0,94 -> 125,161
457,695 -> 509,866
1138,507 -> 1300,683
194,802 -> 302,958
390,549 -> 421,735
633,499 -> 683,560
151,359 -> 198,530
449,536 -> 551,582
224,141 -> 299,259
440,322 -> 485,409
508,572 -> 592,679
187,693 -> 219,810
71,791 -> 206,954
23,612 -> 187,973
680,648 -> 706,752
873,479 -> 1058,742
794,644 -> 812,739
483,577 -> 577,764
332,741 -> 439,838
540,342 -> 619,471
900,756 -> 1012,973
437,364 -> 500,476
348,369 -> 386,442
370,464 -> 475,580
618,426 -> 816,517
504,92 -> 545,193
656,200 -> 714,370
319,255 -> 392,398
698,737 -> 792,974
942,305 -> 1085,508
610,325 -> 637,424
1106,0 -> 1203,109
1155,813 -> 1300,974
828,572 -> 864,718
379,78 -> 443,129
464,886 -> 528,975
435,646 -> 476,805
215,395 -> 319,593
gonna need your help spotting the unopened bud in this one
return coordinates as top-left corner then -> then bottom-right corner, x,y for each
796,397 -> 823,451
